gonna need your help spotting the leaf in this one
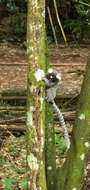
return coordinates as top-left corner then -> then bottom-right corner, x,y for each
4,176 -> 18,190
16,168 -> 26,173
8,166 -> 15,171
4,177 -> 14,190
21,178 -> 28,189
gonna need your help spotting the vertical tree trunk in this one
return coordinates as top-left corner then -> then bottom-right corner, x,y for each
26,0 -> 47,189
45,103 -> 56,190
56,56 -> 90,190
44,40 -> 56,190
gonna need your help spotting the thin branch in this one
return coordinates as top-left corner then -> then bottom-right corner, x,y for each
53,0 -> 67,44
79,1 -> 90,7
47,6 -> 58,47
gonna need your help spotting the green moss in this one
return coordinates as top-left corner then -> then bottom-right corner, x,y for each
26,1 -> 47,189
56,55 -> 90,190
45,103 -> 56,190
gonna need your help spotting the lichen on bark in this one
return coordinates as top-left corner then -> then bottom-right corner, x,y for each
45,103 -> 56,190
26,0 -> 47,189
56,55 -> 90,190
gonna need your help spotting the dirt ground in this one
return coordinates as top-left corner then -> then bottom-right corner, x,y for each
0,44 -> 89,97
0,44 -> 90,190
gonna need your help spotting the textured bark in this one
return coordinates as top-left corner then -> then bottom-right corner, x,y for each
26,0 -> 47,189
56,56 -> 90,190
44,41 -> 56,190
45,103 -> 56,190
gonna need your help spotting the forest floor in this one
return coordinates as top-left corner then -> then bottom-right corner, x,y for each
0,43 -> 90,190
0,43 -> 89,96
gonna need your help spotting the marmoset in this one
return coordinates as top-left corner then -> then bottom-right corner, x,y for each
44,68 -> 61,103
44,68 -> 70,149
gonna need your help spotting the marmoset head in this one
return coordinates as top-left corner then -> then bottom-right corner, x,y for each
44,68 -> 61,88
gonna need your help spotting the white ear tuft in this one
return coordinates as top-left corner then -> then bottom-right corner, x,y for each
56,73 -> 61,80
48,68 -> 53,73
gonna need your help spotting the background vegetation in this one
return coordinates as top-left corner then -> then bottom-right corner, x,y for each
0,1 -> 89,189
0,0 -> 89,44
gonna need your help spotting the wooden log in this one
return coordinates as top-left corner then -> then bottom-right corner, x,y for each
0,124 -> 72,134
0,96 -> 26,100
0,117 -> 25,125
0,94 -> 78,100
0,111 -> 75,125
0,111 -> 75,132
55,126 -> 72,135
54,111 -> 76,121
0,110 -> 25,115
0,63 -> 27,66
0,106 -> 25,110
0,124 -> 26,131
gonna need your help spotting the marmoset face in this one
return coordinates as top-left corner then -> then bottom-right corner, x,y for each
44,68 -> 61,102
45,69 -> 61,88
46,73 -> 59,86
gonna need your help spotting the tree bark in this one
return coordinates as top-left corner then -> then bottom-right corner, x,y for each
45,103 -> 56,190
44,39 -> 56,189
26,0 -> 47,189
56,56 -> 90,190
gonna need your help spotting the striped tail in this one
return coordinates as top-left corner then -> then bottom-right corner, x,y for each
51,100 -> 70,149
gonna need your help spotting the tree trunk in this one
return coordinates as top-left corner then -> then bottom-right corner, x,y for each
44,41 -> 56,190
26,0 -> 47,189
56,56 -> 90,190
45,103 -> 56,190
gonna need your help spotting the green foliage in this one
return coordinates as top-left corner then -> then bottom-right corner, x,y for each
0,0 -> 27,13
63,1 -> 89,40
0,0 -> 89,41
0,0 -> 27,41
0,155 -> 6,166
7,166 -> 26,177
47,36 -> 53,44
47,0 -> 89,41
4,176 -> 18,190
7,166 -> 16,172
15,168 -> 26,173
0,100 -> 10,107
0,134 -> 26,189
8,147 -> 16,152
21,178 -> 28,189
55,135 -> 67,157
6,0 -> 19,13
8,13 -> 26,36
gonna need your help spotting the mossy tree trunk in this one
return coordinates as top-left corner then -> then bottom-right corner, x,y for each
56,56 -> 90,190
27,0 -> 56,189
26,0 -> 47,189
45,103 -> 56,190
44,35 -> 56,190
